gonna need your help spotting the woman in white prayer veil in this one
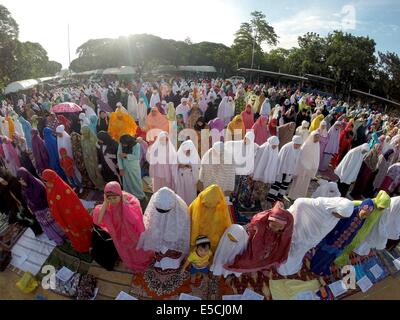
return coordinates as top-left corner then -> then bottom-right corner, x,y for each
334,143 -> 370,197
82,104 -> 97,118
224,131 -> 259,176
79,113 -> 90,127
312,180 -> 341,198
217,96 -> 235,126
354,196 -> 400,256
210,224 -> 249,278
252,136 -> 280,184
55,124 -> 82,181
147,131 -> 178,193
176,140 -> 201,205
137,98 -> 148,128
288,131 -> 320,200
277,197 -> 354,276
200,141 -> 236,193
137,187 -> 190,270
149,89 -> 161,109
127,92 -> 138,120
259,98 -> 271,117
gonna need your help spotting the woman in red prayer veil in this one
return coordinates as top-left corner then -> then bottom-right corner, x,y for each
331,121 -> 354,168
93,181 -> 154,272
225,202 -> 294,273
42,169 -> 92,252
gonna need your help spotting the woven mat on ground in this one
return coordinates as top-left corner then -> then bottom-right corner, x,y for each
0,224 -> 26,251
87,263 -> 133,300
130,266 -> 219,300
222,249 -> 391,300
375,248 -> 400,276
37,241 -> 93,281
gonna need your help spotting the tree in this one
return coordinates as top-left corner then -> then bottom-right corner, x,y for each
296,32 -> 327,75
0,5 -> 62,88
250,11 -> 278,47
264,48 -> 290,72
0,5 -> 19,87
325,31 -> 376,93
374,51 -> 400,101
232,11 -> 278,69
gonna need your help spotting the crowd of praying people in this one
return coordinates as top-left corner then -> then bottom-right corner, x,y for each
0,76 -> 400,283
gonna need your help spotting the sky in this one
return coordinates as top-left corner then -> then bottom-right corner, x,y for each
2,0 -> 400,69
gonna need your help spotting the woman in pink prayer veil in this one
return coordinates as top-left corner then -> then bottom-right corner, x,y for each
94,181 -> 154,272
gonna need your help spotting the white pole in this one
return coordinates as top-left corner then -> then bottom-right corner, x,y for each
251,30 -> 256,69
68,24 -> 71,70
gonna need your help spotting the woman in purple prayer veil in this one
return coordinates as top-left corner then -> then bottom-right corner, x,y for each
31,129 -> 50,176
17,167 -> 65,245
208,118 -> 225,142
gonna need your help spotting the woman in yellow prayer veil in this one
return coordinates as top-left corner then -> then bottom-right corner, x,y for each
227,115 -> 245,140
166,102 -> 176,121
334,190 -> 391,266
108,106 -> 138,141
189,184 -> 232,251
6,115 -> 15,138
308,113 -> 324,132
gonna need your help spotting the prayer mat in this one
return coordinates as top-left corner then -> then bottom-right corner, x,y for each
130,267 -> 216,300
0,224 -> 26,251
10,228 -> 57,276
38,241 -> 92,280
87,263 -> 133,300
374,249 -> 400,276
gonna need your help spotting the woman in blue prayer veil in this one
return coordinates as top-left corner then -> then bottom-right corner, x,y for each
19,116 -> 33,150
139,90 -> 150,109
43,127 -> 67,181
310,199 -> 375,276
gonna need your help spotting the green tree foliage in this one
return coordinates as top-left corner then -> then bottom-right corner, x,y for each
232,11 -> 278,69
70,34 -> 235,75
373,51 -> 400,101
325,31 -> 376,93
0,5 -> 62,88
0,5 -> 19,88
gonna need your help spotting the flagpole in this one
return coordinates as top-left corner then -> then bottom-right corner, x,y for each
68,24 -> 71,70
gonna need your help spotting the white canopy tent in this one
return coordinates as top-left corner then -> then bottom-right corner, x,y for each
4,79 -> 39,94
178,65 -> 217,73
118,66 -> 136,75
103,67 -> 121,75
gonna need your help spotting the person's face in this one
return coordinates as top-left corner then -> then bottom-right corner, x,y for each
269,221 -> 285,232
271,144 -> 278,150
18,178 -> 27,187
56,132 -> 63,137
196,245 -> 209,258
100,112 -> 107,119
313,135 -> 320,143
294,143 -> 302,149
106,193 -> 121,205
160,136 -> 168,144
0,177 -> 8,186
359,209 -> 372,219
185,149 -> 191,157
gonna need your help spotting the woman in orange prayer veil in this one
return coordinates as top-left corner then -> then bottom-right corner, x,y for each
145,107 -> 170,142
42,169 -> 93,252
108,106 -> 138,141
